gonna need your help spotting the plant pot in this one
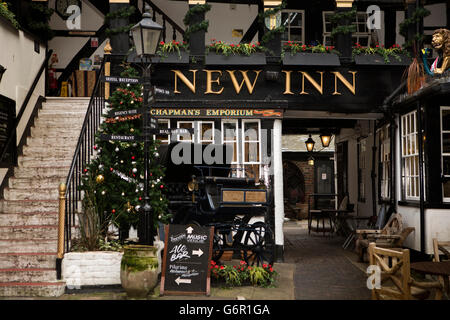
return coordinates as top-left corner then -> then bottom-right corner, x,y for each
354,54 -> 411,66
205,52 -> 267,65
120,245 -> 159,298
282,53 -> 341,66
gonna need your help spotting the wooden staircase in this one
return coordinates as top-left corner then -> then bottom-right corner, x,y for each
0,97 -> 89,297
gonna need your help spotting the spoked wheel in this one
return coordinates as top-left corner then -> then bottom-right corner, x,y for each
241,222 -> 274,266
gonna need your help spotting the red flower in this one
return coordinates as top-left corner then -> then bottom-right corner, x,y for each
230,44 -> 235,47
220,266 -> 224,270
160,41 -> 164,45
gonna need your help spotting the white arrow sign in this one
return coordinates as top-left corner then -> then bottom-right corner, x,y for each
186,226 -> 194,234
192,249 -> 203,257
175,277 -> 192,285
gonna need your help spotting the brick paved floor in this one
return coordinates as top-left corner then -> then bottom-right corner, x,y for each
283,221 -> 371,300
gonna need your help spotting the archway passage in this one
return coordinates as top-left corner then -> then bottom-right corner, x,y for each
283,160 -> 306,219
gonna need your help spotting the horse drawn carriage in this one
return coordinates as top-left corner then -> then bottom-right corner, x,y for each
158,142 -> 275,266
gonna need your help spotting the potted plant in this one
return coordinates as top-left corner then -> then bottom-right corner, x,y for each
282,42 -> 340,66
352,43 -> 411,65
154,40 -> 190,64
205,40 -> 267,65
0,1 -> 19,29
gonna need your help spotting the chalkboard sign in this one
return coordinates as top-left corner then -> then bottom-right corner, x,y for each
160,224 -> 214,296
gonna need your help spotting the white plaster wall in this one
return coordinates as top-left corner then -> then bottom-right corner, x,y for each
0,19 -> 46,186
396,205 -> 421,252
425,209 -> 450,254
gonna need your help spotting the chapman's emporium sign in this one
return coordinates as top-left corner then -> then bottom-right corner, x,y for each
150,108 -> 283,118
171,70 -> 357,96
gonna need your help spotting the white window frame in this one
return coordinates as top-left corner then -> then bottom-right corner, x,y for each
358,137 -> 367,202
153,119 -> 170,144
241,119 -> 262,178
401,111 -> 423,201
441,106 -> 450,202
281,9 -> 305,45
198,121 -> 215,144
221,119 -> 241,177
322,11 -> 372,47
176,121 -> 194,142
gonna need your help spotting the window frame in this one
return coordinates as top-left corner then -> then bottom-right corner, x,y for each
281,9 -> 305,45
441,106 -> 450,202
153,119 -> 170,144
322,11 -> 372,46
378,124 -> 391,201
241,119 -> 262,179
357,137 -> 367,203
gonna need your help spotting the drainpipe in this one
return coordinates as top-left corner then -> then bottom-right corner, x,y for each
417,102 -> 426,254
371,121 -> 377,218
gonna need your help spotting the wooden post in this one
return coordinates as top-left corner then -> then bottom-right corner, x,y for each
56,183 -> 66,280
104,40 -> 112,100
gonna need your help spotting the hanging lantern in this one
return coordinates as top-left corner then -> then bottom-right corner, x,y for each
307,156 -> 315,166
305,135 -> 315,152
320,134 -> 332,148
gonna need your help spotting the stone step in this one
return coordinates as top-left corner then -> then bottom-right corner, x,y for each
3,187 -> 59,201
36,112 -> 88,120
0,281 -> 66,297
0,239 -> 57,253
39,108 -> 88,115
33,117 -> 85,128
41,103 -> 89,111
0,212 -> 58,227
8,177 -> 64,189
0,226 -> 58,240
17,157 -> 73,168
0,253 -> 57,269
26,136 -> 78,148
30,126 -> 83,139
0,268 -> 57,283
22,145 -> 77,157
14,166 -> 69,179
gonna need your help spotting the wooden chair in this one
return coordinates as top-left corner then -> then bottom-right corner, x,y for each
432,238 -> 450,296
355,213 -> 415,262
368,243 -> 443,300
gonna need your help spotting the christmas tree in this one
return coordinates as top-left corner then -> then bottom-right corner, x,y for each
80,64 -> 170,242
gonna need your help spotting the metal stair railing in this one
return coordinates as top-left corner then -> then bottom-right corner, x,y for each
143,0 -> 185,42
63,58 -> 106,253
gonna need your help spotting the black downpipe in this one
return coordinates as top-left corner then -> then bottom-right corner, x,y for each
371,121 -> 377,218
417,102 -> 426,254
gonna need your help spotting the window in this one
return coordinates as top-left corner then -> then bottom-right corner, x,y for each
401,111 -> 425,200
441,107 -> 450,202
199,121 -> 214,145
153,119 -> 170,144
358,138 -> 367,202
281,10 -> 305,45
222,120 -> 240,177
242,120 -> 261,179
177,121 -> 194,142
378,125 -> 391,200
322,11 -> 371,46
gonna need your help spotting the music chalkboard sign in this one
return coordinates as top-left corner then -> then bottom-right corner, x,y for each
160,224 -> 214,296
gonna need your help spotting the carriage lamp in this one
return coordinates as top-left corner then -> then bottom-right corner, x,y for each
131,5 -> 163,57
0,65 -> 6,84
320,133 -> 332,148
305,135 -> 315,152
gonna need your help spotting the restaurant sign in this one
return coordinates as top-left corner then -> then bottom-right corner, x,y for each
149,108 -> 283,119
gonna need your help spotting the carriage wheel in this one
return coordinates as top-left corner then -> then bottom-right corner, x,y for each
242,222 -> 274,267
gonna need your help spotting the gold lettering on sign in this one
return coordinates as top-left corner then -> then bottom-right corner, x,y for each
172,70 -> 197,94
204,70 -> 224,95
300,71 -> 324,95
227,70 -> 261,94
282,71 -> 294,95
332,71 -> 357,95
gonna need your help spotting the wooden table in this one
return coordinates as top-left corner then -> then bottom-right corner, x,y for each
411,261 -> 450,296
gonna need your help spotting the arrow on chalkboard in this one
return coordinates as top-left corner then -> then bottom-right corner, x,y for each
186,226 -> 194,234
192,249 -> 204,257
175,277 -> 192,285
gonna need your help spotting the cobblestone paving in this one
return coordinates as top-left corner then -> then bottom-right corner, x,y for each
283,221 -> 371,300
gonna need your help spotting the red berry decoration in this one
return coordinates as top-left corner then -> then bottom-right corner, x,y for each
139,197 -> 142,201
131,156 -> 135,160
83,168 -> 88,173
110,167 -> 113,172
112,209 -> 116,214
160,185 -> 164,189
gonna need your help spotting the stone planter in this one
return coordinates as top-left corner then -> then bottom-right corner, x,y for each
282,53 -> 341,66
354,54 -> 411,66
120,245 -> 159,299
205,52 -> 267,65
153,51 -> 190,64
62,251 -> 123,288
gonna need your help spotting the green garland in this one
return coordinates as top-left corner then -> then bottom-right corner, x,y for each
399,7 -> 431,49
0,2 -> 19,29
330,7 -> 357,38
183,4 -> 211,42
105,6 -> 136,37
259,0 -> 287,45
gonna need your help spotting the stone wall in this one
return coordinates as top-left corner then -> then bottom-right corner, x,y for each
284,160 -> 315,220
